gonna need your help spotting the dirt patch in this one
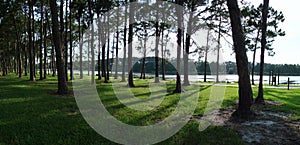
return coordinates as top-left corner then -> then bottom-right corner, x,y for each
192,101 -> 300,144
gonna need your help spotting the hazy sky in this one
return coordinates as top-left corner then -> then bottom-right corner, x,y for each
223,0 -> 300,65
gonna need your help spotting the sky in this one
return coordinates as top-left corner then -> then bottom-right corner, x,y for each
223,0 -> 300,65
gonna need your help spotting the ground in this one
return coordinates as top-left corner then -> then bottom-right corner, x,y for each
0,74 -> 300,144
193,101 -> 300,144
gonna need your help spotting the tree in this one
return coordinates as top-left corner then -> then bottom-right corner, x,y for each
255,0 -> 269,104
183,0 -> 206,85
173,0 -> 183,93
50,0 -> 68,95
65,0 -> 69,81
227,0 -> 253,118
114,3 -> 120,80
121,0 -> 128,82
242,4 -> 285,85
135,21 -> 150,80
39,0 -> 44,80
127,0 -> 135,87
28,0 -> 35,81
69,0 -> 74,80
88,0 -> 95,84
106,11 -> 110,81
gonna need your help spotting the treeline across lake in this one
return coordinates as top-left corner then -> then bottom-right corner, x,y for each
72,57 -> 300,76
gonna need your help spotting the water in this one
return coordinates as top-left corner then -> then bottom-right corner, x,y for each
73,70 -> 300,84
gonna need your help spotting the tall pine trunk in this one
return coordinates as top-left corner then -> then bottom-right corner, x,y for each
256,0 -> 269,104
39,1 -> 44,80
114,7 -> 120,80
106,12 -> 110,81
128,0 -> 135,87
183,9 -> 193,86
69,0 -> 73,80
28,0 -> 35,81
154,2 -> 160,83
174,0 -> 183,93
97,14 -> 101,80
204,29 -> 210,82
50,0 -> 68,95
121,2 -> 128,82
227,0 -> 253,118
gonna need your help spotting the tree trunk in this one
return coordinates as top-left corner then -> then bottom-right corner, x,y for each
216,15 -> 222,83
101,15 -> 108,83
227,0 -> 253,118
97,14 -> 101,80
174,0 -> 183,93
106,12 -> 110,82
88,0 -> 95,84
251,29 -> 261,85
161,29 -> 165,80
69,0 -> 73,80
28,0 -> 35,81
43,20 -> 47,79
39,1 -> 44,80
256,0 -> 269,104
128,0 -> 135,87
13,15 -> 22,78
24,44 -> 28,76
183,10 -> 193,86
87,33 -> 90,76
50,0 -> 68,95
154,3 -> 160,83
32,4 -> 36,79
79,16 -> 83,79
65,0 -> 68,81
204,29 -> 210,82
140,35 -> 146,80
121,2 -> 128,82
114,8 -> 120,80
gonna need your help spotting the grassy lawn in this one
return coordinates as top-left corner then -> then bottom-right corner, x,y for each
0,74 -> 299,144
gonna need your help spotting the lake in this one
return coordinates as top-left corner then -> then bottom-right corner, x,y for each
73,70 -> 300,84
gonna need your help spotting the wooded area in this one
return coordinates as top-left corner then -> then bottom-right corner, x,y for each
1,0 -> 298,144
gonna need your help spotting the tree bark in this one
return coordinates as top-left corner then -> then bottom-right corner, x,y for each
154,2 -> 160,83
256,0 -> 269,104
128,0 -> 135,87
39,1 -> 44,80
204,29 -> 210,82
69,0 -> 73,80
101,15 -> 108,83
97,14 -> 101,80
174,0 -> 183,93
121,1 -> 128,82
183,9 -> 193,86
65,0 -> 68,81
28,0 -> 35,81
227,0 -> 253,118
79,15 -> 83,79
251,29 -> 261,85
114,8 -> 120,80
50,0 -> 68,95
106,12 -> 110,82
216,15 -> 222,83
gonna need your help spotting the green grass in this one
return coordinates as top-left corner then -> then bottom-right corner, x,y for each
0,74 -> 299,144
